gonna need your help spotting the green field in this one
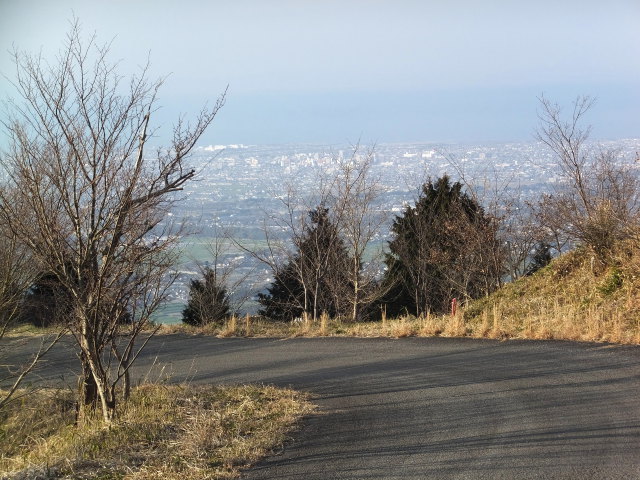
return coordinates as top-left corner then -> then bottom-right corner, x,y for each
151,301 -> 185,325
178,236 -> 271,264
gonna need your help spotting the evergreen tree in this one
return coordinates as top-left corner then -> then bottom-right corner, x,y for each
182,268 -> 231,326
258,207 -> 351,321
257,261 -> 305,321
526,242 -> 552,276
22,269 -> 73,328
381,176 -> 502,316
22,266 -> 131,327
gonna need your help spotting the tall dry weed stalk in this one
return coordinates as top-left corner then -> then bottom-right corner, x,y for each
444,311 -> 465,337
244,314 -> 251,336
391,315 -> 414,337
487,303 -> 503,339
220,315 -> 237,337
480,309 -> 490,336
320,312 -> 329,336
419,311 -> 443,336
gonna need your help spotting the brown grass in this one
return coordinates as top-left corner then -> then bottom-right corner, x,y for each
158,244 -> 640,345
463,244 -> 640,344
10,240 -> 640,348
0,384 -> 315,479
3,323 -> 61,337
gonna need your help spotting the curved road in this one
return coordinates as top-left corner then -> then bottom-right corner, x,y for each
8,335 -> 640,479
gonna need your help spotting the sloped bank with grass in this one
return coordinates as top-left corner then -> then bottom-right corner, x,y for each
463,243 -> 640,344
1,384 -> 314,479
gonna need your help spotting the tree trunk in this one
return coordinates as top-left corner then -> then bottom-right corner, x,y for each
351,279 -> 360,322
79,324 -> 116,423
79,354 -> 98,406
350,257 -> 360,322
85,354 -> 116,423
122,368 -> 131,402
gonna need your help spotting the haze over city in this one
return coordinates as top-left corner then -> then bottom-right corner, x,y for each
2,0 -> 639,145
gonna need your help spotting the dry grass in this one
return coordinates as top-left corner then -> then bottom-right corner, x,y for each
0,384 -> 315,479
161,313 -> 470,340
463,244 -> 640,344
3,323 -> 61,338
159,244 -> 640,345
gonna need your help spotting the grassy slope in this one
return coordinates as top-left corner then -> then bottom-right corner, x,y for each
464,244 -> 640,343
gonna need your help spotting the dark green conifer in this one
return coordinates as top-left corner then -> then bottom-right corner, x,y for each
258,207 -> 350,321
381,175 -> 502,315
21,270 -> 72,328
526,242 -> 552,275
182,268 -> 231,326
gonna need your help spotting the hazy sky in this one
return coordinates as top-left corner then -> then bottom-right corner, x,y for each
1,0 -> 638,145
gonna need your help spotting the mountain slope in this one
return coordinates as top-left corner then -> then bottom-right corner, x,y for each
464,242 -> 640,344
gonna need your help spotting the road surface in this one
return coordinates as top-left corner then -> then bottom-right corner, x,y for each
7,335 -> 640,479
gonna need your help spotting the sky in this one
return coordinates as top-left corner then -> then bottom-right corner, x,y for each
1,0 -> 639,146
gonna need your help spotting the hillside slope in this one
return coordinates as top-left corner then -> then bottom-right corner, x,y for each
464,242 -> 640,344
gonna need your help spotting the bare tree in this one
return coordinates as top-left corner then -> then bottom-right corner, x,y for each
248,146 -> 386,323
0,228 -> 34,337
535,95 -> 639,256
246,186 -> 314,320
205,232 -> 257,316
328,148 -> 388,321
448,152 -> 545,282
444,201 -> 504,299
249,181 -> 350,322
501,203 -> 551,279
0,22 -> 224,422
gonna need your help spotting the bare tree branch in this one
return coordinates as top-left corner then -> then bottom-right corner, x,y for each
0,20 -> 224,423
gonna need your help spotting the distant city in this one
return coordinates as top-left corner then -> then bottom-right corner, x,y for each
158,139 -> 640,322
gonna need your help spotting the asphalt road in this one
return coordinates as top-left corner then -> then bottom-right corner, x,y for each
6,335 -> 640,479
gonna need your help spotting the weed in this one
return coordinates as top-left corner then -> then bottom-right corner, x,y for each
1,384 -> 314,479
598,267 -> 623,296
